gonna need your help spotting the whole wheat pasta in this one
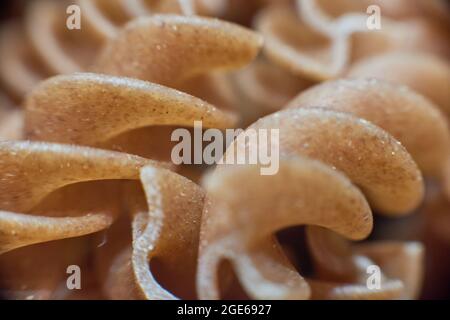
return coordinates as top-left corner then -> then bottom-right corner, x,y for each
347,52 -> 450,119
2,4 -> 262,299
0,0 -> 448,301
25,0 -> 196,78
25,73 -> 236,161
0,141 -> 168,254
346,55 -> 450,197
297,0 -> 450,36
281,78 -> 450,297
25,0 -> 103,75
21,72 -> 232,298
231,58 -> 314,125
0,141 -> 167,299
198,157 -> 374,299
1,0 -> 261,115
297,0 -> 450,62
307,227 -> 423,299
0,236 -> 97,300
285,78 -> 450,178
255,4 -> 349,81
78,0 -> 198,40
255,1 -> 449,81
93,14 -> 262,97
197,102 -> 426,299
93,14 -> 263,113
102,166 -> 205,299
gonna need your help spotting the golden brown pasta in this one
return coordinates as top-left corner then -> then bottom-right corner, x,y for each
0,22 -> 50,101
93,14 -> 263,90
255,4 -> 349,80
285,78 -> 450,178
255,1 -> 449,81
78,0 -> 200,40
0,0 -> 448,301
103,166 -> 204,299
0,140 -> 167,254
25,0 -> 102,75
0,237 -> 95,299
25,72 -> 236,162
231,58 -> 314,125
297,0 -> 450,35
197,104 -> 425,299
307,227 -> 423,299
2,3 -> 263,299
1,0 -> 261,115
297,0 -> 450,62
347,52 -> 450,119
198,157 -> 373,299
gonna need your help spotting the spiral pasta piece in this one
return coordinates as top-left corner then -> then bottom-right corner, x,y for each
1,0 -> 261,113
285,78 -> 450,178
306,227 -> 423,299
231,58 -> 313,125
297,0 -> 450,36
103,166 -> 204,299
347,53 -> 450,119
1,0 -> 446,301
197,104 -> 424,299
6,4 -> 263,299
0,22 -> 50,101
25,73 -> 236,161
78,0 -> 195,40
93,14 -> 263,88
255,4 -> 348,80
20,24 -> 254,296
24,6 -> 263,118
198,157 -> 373,299
0,140 -> 167,254
25,0 -> 102,75
256,1 -> 449,81
0,236 -> 96,300
92,12 -> 263,113
297,0 -> 450,61
281,79 -> 447,297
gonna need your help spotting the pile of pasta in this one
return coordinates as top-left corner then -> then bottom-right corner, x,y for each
0,0 -> 449,299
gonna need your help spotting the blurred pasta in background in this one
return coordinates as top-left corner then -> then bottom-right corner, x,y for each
0,0 -> 449,300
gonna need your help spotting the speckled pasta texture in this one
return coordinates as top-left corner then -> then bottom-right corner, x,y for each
0,0 -> 449,300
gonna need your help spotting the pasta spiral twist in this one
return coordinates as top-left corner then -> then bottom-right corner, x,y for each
255,1 -> 449,80
197,77 -> 450,299
0,0 -> 262,299
0,0 -> 449,300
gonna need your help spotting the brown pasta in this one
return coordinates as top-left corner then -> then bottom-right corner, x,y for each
198,103 -> 425,299
25,73 -> 236,148
231,58 -> 314,125
93,14 -> 262,111
0,0 -> 449,301
255,4 -> 349,81
0,141 -> 168,253
0,0 -> 262,117
285,78 -> 450,178
255,1 -> 449,82
347,52 -> 450,119
103,166 -> 204,299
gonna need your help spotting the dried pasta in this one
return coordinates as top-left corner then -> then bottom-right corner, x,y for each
0,0 -> 449,300
197,104 -> 426,299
